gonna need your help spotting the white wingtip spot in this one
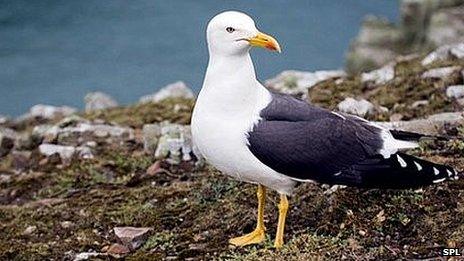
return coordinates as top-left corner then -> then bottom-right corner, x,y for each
447,169 -> 453,177
397,154 -> 407,168
414,161 -> 422,171
433,167 -> 440,175
433,177 -> 446,183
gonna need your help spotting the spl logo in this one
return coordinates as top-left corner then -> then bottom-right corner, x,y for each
442,248 -> 462,256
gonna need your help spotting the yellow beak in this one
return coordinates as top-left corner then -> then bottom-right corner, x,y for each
247,32 -> 281,53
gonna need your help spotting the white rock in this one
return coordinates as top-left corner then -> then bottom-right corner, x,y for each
421,66 -> 460,79
22,225 -> 37,235
114,227 -> 152,250
39,144 -> 76,161
73,252 -> 104,261
142,124 -> 162,153
265,70 -> 346,97
25,104 -> 77,120
375,111 -> 464,135
411,100 -> 429,108
446,85 -> 464,99
84,92 -> 118,112
76,146 -> 94,159
0,115 -> 9,125
337,97 -> 375,117
139,81 -> 194,103
422,43 -> 464,65
361,63 -> 395,85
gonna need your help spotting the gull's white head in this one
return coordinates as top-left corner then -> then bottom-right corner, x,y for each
206,11 -> 281,56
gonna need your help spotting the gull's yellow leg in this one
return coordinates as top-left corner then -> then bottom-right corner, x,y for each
274,193 -> 288,248
229,184 -> 266,246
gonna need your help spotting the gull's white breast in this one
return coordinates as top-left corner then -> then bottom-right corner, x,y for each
191,85 -> 296,195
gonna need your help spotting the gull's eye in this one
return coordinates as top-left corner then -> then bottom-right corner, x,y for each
226,27 -> 235,33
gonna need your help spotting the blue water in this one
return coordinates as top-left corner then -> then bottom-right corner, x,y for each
0,0 -> 398,116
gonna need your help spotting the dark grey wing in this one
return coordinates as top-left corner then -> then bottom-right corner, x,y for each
247,93 -> 459,188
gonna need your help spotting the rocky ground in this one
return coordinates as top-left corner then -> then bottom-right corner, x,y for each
0,41 -> 463,260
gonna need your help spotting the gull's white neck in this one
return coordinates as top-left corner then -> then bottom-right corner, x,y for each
197,51 -> 270,116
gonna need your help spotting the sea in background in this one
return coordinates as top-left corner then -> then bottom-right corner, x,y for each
0,0 -> 398,116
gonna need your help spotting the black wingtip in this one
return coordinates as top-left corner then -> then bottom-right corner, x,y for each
390,130 -> 450,141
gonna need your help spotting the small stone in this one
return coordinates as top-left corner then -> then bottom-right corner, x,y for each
389,113 -> 404,122
61,221 -> 74,229
265,70 -> 346,97
76,146 -> 94,159
457,98 -> 464,106
39,144 -> 76,162
139,81 -> 194,103
361,62 -> 395,85
0,173 -> 11,184
0,115 -> 10,125
337,97 -> 375,117
410,100 -> 429,108
422,43 -> 464,65
142,124 -> 162,154
375,111 -> 464,136
85,92 -> 118,112
106,243 -> 131,258
421,66 -> 461,79
114,227 -> 152,250
73,252 -> 103,261
22,225 -> 37,236
446,85 -> 464,99
30,104 -> 76,120
146,161 -> 162,176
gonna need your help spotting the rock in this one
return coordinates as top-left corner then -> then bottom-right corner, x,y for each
0,128 -> 17,157
446,85 -> 464,99
139,81 -> 194,103
76,146 -> 94,159
106,243 -> 131,258
422,43 -> 464,65
73,252 -> 104,261
427,6 -> 464,46
142,124 -> 162,153
146,160 -> 162,176
153,123 -> 194,164
55,123 -> 134,146
32,124 -> 59,144
390,113 -> 404,122
346,16 -> 402,73
39,144 -> 76,162
113,227 -> 152,250
457,98 -> 464,106
0,115 -> 10,125
27,104 -> 76,120
337,98 -> 375,117
347,1 -> 464,73
60,221 -> 74,229
22,225 -> 37,236
0,173 -> 11,184
421,66 -> 461,79
265,70 -> 346,98
361,62 -> 395,85
84,92 -> 118,112
411,100 -> 430,108
375,111 -> 464,135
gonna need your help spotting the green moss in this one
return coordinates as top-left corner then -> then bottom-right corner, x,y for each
82,98 -> 194,128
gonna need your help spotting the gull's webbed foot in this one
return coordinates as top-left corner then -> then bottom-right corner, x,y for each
229,227 -> 265,246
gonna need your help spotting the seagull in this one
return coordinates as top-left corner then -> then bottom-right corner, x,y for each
191,11 -> 460,248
